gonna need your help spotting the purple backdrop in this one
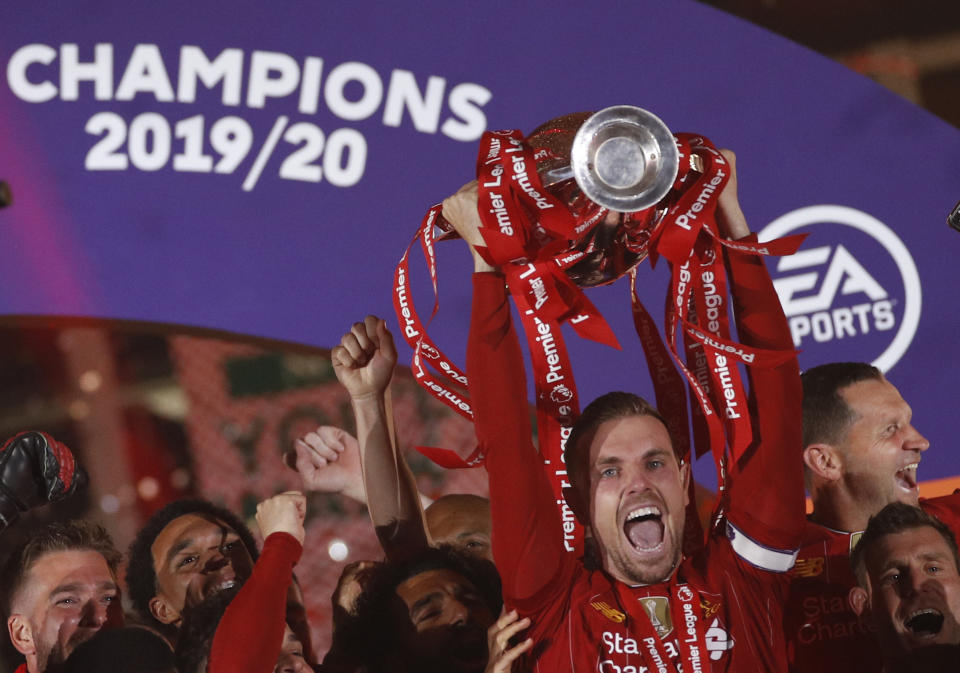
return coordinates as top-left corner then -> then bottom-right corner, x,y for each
2,1 -> 959,481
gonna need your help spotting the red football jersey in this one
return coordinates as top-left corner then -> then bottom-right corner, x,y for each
468,248 -> 804,673
516,529 -> 796,673
785,493 -> 960,673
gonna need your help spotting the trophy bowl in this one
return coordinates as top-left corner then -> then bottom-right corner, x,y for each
527,105 -> 681,287
570,105 -> 678,213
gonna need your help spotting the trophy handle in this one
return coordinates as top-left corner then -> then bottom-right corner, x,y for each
540,165 -> 575,187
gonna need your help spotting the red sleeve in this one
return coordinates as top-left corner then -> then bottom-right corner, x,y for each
921,492 -> 960,538
722,240 -> 804,557
468,273 -> 570,609
207,532 -> 302,673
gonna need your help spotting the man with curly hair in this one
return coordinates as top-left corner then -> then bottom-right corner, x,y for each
348,545 -> 502,673
124,498 -> 258,643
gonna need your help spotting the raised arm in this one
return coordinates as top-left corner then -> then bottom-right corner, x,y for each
717,151 -> 804,556
444,182 -> 569,608
333,317 -> 431,562
207,492 -> 305,673
286,425 -> 434,510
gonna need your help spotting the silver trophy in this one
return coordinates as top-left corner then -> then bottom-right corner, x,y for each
528,105 -> 683,286
540,105 -> 679,213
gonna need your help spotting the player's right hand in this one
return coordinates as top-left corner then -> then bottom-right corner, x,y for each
256,491 -> 307,545
285,426 -> 365,503
332,315 -> 397,400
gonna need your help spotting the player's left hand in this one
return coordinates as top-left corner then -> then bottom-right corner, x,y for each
485,607 -> 533,673
715,149 -> 750,241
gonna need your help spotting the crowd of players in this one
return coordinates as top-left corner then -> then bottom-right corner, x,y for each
1,155 -> 958,673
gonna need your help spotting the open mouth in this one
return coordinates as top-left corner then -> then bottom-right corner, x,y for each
623,506 -> 665,552
204,579 -> 238,600
904,608 -> 944,637
895,463 -> 919,491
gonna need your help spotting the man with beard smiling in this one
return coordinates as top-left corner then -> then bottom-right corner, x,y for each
849,503 -> 960,672
442,148 -> 805,672
2,520 -> 124,673
784,363 -> 960,673
350,546 -> 501,673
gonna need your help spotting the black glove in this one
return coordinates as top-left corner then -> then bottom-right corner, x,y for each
0,431 -> 88,530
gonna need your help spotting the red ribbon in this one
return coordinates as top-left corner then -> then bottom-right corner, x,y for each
614,579 -> 710,673
394,127 -> 805,556
475,129 -> 626,556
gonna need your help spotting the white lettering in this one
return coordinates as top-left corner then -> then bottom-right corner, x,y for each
247,50 -> 300,108
441,82 -> 491,142
535,318 -> 565,383
6,43 -> 58,102
674,169 -> 726,230
383,69 -> 445,133
177,46 -> 243,106
60,43 -> 113,101
115,44 -> 174,101
9,43 -> 491,141
510,152 -> 554,210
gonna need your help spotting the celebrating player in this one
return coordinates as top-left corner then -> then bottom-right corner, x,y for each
786,362 -> 960,672
1,520 -> 124,673
848,502 -> 960,673
444,149 -> 805,672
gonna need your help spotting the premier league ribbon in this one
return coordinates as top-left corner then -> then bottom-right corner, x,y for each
647,137 -> 804,469
614,580 -> 711,673
394,122 -> 804,556
472,130 -> 621,556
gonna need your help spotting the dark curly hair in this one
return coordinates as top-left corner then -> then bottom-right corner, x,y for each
346,545 -> 502,673
125,499 -> 258,630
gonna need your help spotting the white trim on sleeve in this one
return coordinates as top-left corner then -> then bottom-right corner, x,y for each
725,520 -> 798,572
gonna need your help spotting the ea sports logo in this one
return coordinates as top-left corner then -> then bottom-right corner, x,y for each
758,205 -> 921,372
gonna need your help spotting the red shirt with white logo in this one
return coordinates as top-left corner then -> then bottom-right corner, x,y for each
467,248 -> 804,673
786,493 -> 960,673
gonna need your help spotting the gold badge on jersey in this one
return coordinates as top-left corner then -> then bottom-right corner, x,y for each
640,596 -> 673,639
590,601 -> 626,623
850,531 -> 864,553
791,557 -> 825,578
